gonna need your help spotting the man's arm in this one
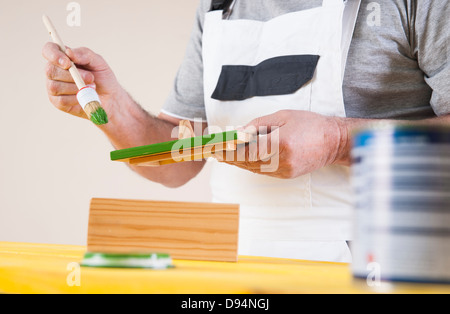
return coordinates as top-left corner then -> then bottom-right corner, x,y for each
99,98 -> 208,188
43,43 -> 207,188
216,110 -> 450,179
335,114 -> 450,167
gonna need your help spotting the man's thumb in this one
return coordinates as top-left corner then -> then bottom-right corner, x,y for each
241,113 -> 283,135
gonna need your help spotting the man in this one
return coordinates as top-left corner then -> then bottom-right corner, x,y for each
42,0 -> 449,262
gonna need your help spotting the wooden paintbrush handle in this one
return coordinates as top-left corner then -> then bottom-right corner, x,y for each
42,15 -> 86,90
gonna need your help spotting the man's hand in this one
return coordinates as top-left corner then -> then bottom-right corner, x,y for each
215,110 -> 349,179
42,43 -> 125,122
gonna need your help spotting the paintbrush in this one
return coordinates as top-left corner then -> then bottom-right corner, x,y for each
42,15 -> 108,125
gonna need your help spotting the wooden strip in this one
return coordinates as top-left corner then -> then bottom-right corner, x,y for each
87,198 -> 240,262
111,131 -> 239,162
111,131 -> 254,163
127,141 -> 233,166
126,130 -> 255,166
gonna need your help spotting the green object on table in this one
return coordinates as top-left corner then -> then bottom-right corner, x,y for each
80,252 -> 174,269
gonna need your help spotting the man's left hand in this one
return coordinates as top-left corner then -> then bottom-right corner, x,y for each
214,110 -> 349,179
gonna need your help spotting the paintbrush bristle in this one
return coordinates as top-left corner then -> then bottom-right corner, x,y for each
84,101 -> 109,125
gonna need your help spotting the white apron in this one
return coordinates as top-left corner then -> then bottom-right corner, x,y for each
202,0 -> 361,262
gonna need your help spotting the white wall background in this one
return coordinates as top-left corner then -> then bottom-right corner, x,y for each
0,0 -> 212,246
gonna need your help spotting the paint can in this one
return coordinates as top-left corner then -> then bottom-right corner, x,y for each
351,123 -> 450,284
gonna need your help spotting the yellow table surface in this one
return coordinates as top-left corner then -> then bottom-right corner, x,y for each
1,242 -> 449,294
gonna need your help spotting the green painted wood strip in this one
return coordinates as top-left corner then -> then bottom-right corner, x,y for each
110,130 -> 238,161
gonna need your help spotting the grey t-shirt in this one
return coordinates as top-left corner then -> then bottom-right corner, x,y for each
162,0 -> 450,121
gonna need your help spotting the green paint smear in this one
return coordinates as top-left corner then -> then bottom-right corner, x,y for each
83,252 -> 171,259
90,107 -> 109,125
80,252 -> 174,269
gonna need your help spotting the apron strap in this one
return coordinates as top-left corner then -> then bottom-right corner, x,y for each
341,0 -> 361,81
319,0 -> 361,82
315,0 -> 345,55
210,0 -> 235,18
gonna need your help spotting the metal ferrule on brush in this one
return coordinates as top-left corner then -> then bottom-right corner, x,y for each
77,86 -> 101,112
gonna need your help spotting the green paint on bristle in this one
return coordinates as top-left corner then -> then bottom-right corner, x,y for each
90,107 -> 109,125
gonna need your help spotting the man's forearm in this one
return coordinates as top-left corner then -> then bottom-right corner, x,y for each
98,91 -> 206,188
335,115 -> 450,166
99,91 -> 174,149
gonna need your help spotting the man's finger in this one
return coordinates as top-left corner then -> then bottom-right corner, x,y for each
221,157 -> 281,175
42,42 -> 72,69
66,47 -> 109,71
214,130 -> 280,163
49,95 -> 88,119
45,63 -> 95,83
46,80 -> 79,96
243,111 -> 288,135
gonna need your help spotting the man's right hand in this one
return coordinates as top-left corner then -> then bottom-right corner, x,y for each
42,42 -> 208,188
42,43 -> 123,122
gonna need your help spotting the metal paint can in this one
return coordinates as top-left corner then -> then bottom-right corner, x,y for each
351,123 -> 450,284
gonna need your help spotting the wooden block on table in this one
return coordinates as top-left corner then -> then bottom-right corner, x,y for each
87,198 -> 240,262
